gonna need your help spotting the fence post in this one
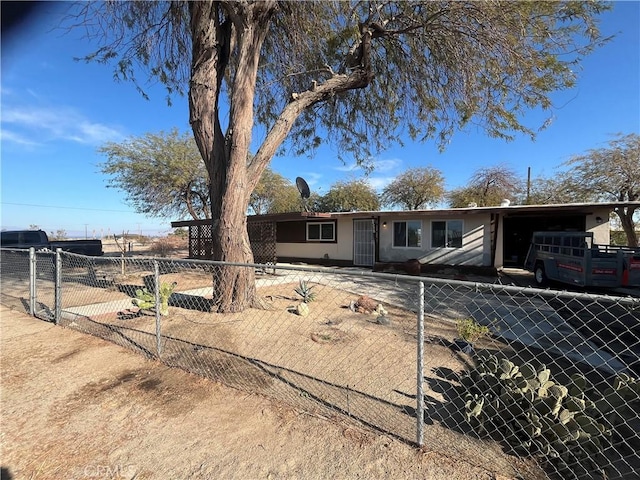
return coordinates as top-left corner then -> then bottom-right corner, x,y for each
29,247 -> 36,316
416,280 -> 425,447
54,248 -> 62,325
154,260 -> 162,357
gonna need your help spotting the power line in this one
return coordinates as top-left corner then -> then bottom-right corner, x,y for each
1,202 -> 134,213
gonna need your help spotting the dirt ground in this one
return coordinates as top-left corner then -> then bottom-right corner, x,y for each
0,301 -> 541,480
0,244 -> 547,480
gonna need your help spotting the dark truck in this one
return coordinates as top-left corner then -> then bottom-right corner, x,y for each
0,229 -> 103,256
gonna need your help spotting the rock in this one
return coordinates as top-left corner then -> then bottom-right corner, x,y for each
452,338 -> 474,354
377,315 -> 391,326
373,304 -> 388,316
355,295 -> 377,313
403,259 -> 421,276
296,302 -> 310,317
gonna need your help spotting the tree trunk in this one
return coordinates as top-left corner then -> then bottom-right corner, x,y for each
187,3 -> 377,312
188,2 -> 275,312
614,207 -> 639,247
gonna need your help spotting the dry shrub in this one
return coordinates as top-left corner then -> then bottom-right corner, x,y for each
149,235 -> 188,257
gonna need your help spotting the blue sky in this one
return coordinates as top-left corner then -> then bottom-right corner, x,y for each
1,2 -> 639,238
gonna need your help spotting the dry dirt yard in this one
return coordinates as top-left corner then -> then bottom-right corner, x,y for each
0,301 -> 541,480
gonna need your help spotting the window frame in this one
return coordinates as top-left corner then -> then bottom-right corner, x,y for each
391,220 -> 423,248
306,221 -> 336,242
431,220 -> 463,249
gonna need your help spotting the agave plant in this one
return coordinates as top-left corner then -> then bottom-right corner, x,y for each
294,279 -> 316,303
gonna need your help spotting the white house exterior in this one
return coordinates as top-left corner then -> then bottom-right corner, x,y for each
272,202 -> 633,269
173,202 -> 637,270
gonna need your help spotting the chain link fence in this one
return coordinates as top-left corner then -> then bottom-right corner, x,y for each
1,247 -> 639,480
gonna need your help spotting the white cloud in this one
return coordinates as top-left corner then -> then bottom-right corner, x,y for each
333,157 -> 402,174
1,104 -> 125,146
0,129 -> 41,147
372,158 -> 402,172
301,171 -> 323,187
368,176 -> 396,190
77,121 -> 124,144
334,162 -> 359,172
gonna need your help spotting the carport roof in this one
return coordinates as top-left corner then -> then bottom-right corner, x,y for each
324,201 -> 640,218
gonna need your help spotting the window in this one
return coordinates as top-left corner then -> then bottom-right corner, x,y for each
306,222 -> 335,242
393,220 -> 422,248
431,220 -> 463,248
23,231 -> 42,243
0,232 -> 19,245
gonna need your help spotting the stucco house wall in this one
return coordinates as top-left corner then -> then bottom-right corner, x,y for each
276,216 -> 355,262
585,208 -> 612,245
274,205 -> 624,268
377,213 -> 491,266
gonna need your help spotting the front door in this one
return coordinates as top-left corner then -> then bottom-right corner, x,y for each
353,219 -> 375,267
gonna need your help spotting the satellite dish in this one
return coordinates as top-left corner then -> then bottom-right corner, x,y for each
296,177 -> 311,199
295,176 -> 311,212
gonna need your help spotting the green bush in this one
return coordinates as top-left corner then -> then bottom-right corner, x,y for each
456,318 -> 490,343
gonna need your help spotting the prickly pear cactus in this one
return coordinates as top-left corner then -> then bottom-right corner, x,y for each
131,281 -> 176,316
459,354 -> 639,478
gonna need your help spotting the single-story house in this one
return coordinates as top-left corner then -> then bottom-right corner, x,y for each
172,202 -> 639,270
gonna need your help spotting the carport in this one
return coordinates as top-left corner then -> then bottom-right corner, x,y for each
496,202 -> 625,268
502,212 -> 585,267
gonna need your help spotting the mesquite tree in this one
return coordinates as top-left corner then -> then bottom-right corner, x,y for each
448,164 -> 524,207
381,167 -> 445,210
561,133 -> 640,247
249,167 -> 301,215
68,1 -> 609,311
100,129 -> 211,221
319,179 -> 380,212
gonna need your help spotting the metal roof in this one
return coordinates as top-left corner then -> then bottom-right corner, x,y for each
171,202 -> 639,226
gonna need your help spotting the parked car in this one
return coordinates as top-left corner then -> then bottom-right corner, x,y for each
0,229 -> 103,256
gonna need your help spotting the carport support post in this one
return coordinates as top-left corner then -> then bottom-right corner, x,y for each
154,260 -> 162,357
54,248 -> 62,324
416,281 -> 425,447
29,247 -> 36,316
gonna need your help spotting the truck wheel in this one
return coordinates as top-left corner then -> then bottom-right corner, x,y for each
534,263 -> 547,287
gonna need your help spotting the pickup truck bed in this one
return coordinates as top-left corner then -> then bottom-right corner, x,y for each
0,230 -> 103,256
